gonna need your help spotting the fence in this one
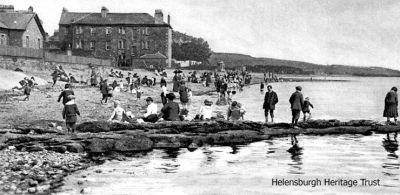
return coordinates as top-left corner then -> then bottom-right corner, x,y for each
0,46 -> 111,66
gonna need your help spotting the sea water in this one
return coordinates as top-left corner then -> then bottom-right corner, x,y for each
60,77 -> 400,194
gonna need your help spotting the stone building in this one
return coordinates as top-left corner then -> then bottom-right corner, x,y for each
0,5 -> 45,49
58,7 -> 172,68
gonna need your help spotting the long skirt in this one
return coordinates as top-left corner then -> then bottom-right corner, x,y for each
383,103 -> 398,117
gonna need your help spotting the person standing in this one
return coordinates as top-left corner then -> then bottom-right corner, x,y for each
160,83 -> 168,105
263,85 -> 278,123
160,76 -> 167,87
172,73 -> 180,92
289,86 -> 304,126
58,83 -> 75,105
384,87 -> 398,123
100,79 -> 109,104
161,93 -> 180,121
179,81 -> 190,109
62,95 -> 80,133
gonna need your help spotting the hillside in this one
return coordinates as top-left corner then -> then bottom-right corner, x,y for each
0,68 -> 48,90
209,53 -> 400,76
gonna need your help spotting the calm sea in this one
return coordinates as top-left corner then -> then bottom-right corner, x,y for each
60,77 -> 400,195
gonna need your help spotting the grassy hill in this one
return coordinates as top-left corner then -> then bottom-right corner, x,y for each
209,53 -> 400,76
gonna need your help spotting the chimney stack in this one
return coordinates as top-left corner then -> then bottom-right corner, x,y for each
62,7 -> 68,13
167,14 -> 170,25
28,6 -> 33,13
0,5 -> 14,12
154,9 -> 164,24
101,6 -> 108,18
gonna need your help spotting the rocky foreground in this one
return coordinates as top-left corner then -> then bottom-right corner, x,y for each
0,119 -> 399,194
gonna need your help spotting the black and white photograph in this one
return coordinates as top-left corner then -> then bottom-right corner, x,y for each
0,0 -> 399,194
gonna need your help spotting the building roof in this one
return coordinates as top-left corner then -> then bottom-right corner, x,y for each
0,12 -> 46,35
59,12 -> 171,27
140,52 -> 167,59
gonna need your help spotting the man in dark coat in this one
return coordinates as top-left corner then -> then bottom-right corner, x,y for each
57,84 -> 75,105
100,79 -> 109,104
289,86 -> 304,126
383,87 -> 398,123
263,85 -> 278,123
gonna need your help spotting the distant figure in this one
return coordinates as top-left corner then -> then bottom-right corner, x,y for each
160,83 -> 168,105
384,87 -> 398,123
263,85 -> 279,123
172,73 -> 180,92
109,100 -> 125,122
57,84 -> 74,105
260,82 -> 265,91
23,84 -> 32,101
289,86 -> 304,126
160,76 -> 167,87
100,79 -> 109,104
179,81 -> 190,109
161,93 -> 180,121
62,95 -> 80,133
302,97 -> 314,122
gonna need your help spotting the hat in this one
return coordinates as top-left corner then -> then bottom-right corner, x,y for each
305,97 -> 310,101
65,83 -> 70,88
204,99 -> 213,106
295,86 -> 302,91
146,97 -> 153,102
67,95 -> 75,100
166,93 -> 176,100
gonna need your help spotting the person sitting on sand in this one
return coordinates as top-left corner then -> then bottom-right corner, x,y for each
109,100 -> 126,122
195,99 -> 213,120
161,93 -> 180,121
302,97 -> 314,122
141,97 -> 158,123
62,95 -> 80,133
227,101 -> 246,121
57,83 -> 75,105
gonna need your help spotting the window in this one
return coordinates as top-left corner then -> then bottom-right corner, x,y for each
90,27 -> 95,35
0,34 -> 6,45
145,27 -> 149,35
131,46 -> 137,56
118,40 -> 125,49
25,36 -> 30,48
106,27 -> 111,35
145,40 -> 149,49
76,39 -> 83,49
106,41 -> 111,50
37,38 -> 41,48
75,26 -> 83,34
141,41 -> 145,49
118,27 -> 125,34
90,41 -> 95,50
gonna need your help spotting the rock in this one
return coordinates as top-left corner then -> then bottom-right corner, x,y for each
66,143 -> 84,153
188,143 -> 199,150
80,187 -> 92,194
25,145 -> 44,152
114,135 -> 153,152
95,169 -> 102,173
77,121 -> 112,133
8,146 -> 16,150
28,187 -> 37,193
49,146 -> 67,153
86,138 -> 115,153
56,126 -> 62,131
28,179 -> 38,187
77,180 -> 84,185
48,123 -> 56,128
36,185 -> 50,193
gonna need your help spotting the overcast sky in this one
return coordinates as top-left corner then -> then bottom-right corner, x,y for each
4,0 -> 400,69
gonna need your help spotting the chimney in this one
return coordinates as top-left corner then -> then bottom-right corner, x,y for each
62,7 -> 68,13
0,5 -> 14,12
101,6 -> 108,18
167,14 -> 170,25
154,9 -> 164,24
28,6 -> 33,13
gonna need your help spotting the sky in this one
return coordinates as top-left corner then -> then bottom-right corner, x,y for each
4,0 -> 400,69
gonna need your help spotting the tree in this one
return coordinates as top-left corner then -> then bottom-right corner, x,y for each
172,38 -> 212,62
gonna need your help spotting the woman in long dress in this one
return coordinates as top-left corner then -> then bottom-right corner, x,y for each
383,87 -> 398,123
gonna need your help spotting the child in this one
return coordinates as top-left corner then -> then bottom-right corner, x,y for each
62,95 -> 80,133
109,100 -> 126,122
195,99 -> 213,120
302,97 -> 314,122
23,84 -> 31,101
136,87 -> 143,100
188,89 -> 193,104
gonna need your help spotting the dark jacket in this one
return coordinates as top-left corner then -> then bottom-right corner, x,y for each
302,100 -> 314,112
100,82 -> 109,95
179,86 -> 189,103
62,101 -> 80,123
263,91 -> 278,110
289,91 -> 304,110
58,89 -> 75,105
161,101 -> 180,121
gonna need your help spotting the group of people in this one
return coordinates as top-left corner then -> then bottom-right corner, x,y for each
262,85 -> 314,126
16,77 -> 37,101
